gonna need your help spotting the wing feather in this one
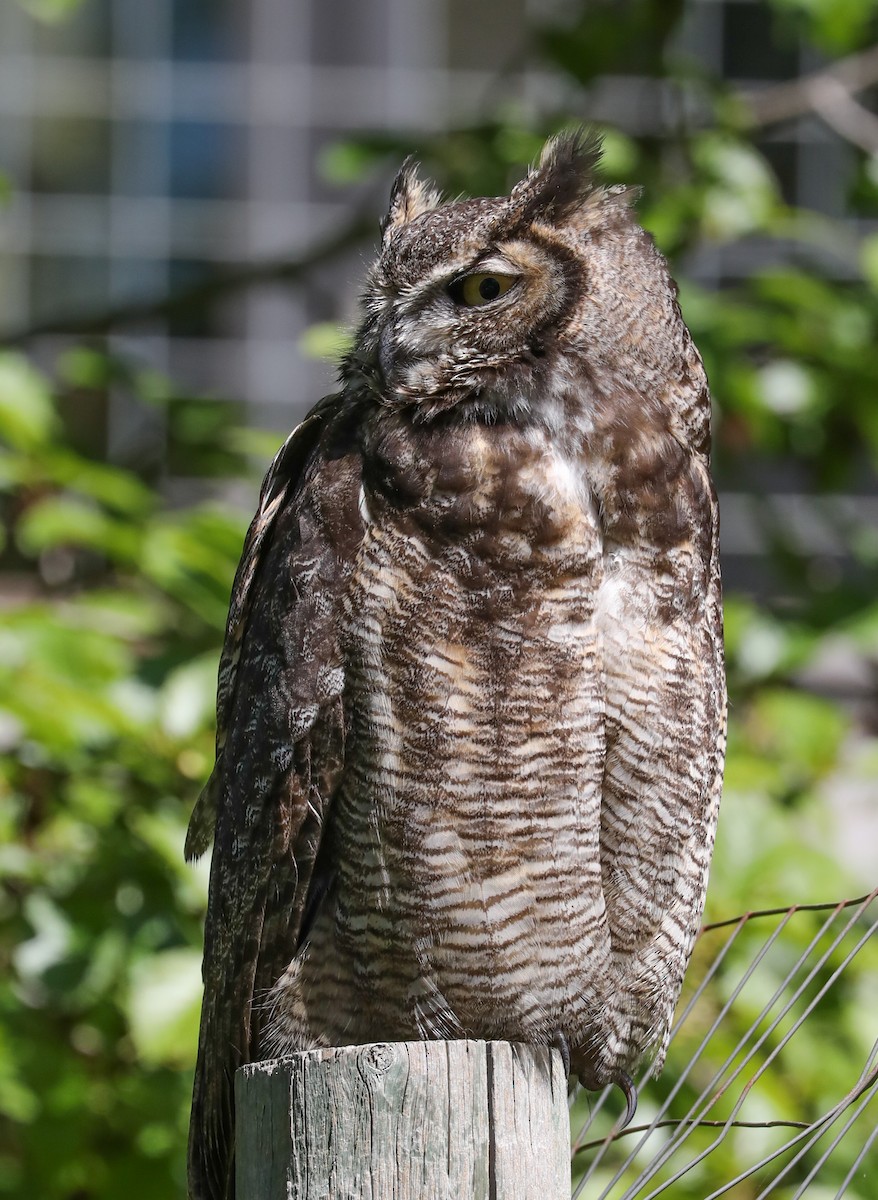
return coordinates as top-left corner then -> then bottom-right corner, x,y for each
186,394 -> 365,1200
595,451 -> 725,1078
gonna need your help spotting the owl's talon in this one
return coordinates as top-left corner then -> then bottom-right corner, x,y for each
552,1030 -> 571,1076
616,1072 -> 638,1130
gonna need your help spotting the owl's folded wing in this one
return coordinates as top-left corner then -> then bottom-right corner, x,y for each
185,393 -> 365,1200
596,452 -> 726,1082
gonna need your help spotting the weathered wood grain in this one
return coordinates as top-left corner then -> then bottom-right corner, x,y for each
236,1040 -> 570,1199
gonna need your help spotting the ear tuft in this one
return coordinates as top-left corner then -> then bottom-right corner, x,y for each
382,158 -> 442,239
508,128 -> 604,225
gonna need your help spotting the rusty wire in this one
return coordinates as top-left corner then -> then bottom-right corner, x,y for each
570,888 -> 878,1198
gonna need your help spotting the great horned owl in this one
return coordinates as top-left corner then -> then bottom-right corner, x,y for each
186,131 -> 726,1200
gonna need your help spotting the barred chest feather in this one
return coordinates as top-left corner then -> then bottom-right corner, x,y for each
282,415 -> 615,1049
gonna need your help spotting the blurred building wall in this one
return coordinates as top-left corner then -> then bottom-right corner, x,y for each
0,0 -> 541,432
0,0 -> 872,585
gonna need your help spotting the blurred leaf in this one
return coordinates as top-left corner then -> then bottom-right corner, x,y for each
319,139 -> 384,185
158,654 -> 219,740
167,396 -> 247,477
15,495 -> 140,562
0,354 -> 57,450
755,359 -> 817,416
596,128 -> 640,178
227,425 -> 285,465
860,231 -> 878,292
537,0 -> 684,83
140,508 -> 244,629
768,0 -> 878,52
56,347 -> 114,390
15,0 -> 88,21
298,321 -> 354,361
693,133 -> 781,240
60,590 -> 172,641
127,949 -> 203,1067
491,123 -> 546,168
43,448 -> 155,514
741,686 -> 849,782
15,894 -> 72,980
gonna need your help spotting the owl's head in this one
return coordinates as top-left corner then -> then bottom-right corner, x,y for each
344,131 -> 691,430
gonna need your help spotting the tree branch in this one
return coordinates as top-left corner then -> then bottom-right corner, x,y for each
698,888 -> 877,936
741,42 -> 878,150
7,43 -> 878,346
572,1117 -> 812,1156
808,76 -> 878,154
0,213 -> 376,345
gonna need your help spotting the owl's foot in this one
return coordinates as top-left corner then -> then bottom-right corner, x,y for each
616,1071 -> 638,1130
551,1029 -> 572,1076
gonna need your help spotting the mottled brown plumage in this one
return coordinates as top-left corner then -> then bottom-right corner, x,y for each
186,131 -> 726,1200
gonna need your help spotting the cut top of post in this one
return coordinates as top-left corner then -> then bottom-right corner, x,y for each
236,1039 -> 570,1200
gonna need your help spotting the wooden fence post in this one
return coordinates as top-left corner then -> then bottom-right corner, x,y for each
236,1039 -> 570,1200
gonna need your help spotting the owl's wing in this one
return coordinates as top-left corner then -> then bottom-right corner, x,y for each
186,393 -> 365,1200
595,450 -> 726,1084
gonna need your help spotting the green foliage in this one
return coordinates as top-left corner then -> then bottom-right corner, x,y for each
2,1 -> 878,1197
0,352 -> 258,1198
769,0 -> 878,52
14,0 -> 90,23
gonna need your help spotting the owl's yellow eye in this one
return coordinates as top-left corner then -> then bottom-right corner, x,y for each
450,272 -> 518,307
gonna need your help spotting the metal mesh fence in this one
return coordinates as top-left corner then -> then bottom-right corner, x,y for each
570,890 -> 878,1198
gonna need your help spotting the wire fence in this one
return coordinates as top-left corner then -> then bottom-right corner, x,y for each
570,889 -> 878,1198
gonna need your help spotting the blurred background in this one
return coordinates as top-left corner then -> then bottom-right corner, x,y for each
0,1 -> 876,1197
